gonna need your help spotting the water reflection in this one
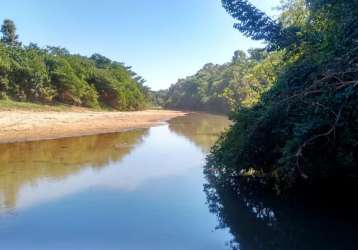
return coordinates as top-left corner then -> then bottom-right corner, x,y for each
204,178 -> 358,250
0,113 -> 233,250
168,113 -> 231,152
0,129 -> 148,211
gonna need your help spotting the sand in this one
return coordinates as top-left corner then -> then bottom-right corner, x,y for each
0,110 -> 187,144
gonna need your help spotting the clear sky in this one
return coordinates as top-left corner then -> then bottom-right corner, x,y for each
0,0 -> 281,90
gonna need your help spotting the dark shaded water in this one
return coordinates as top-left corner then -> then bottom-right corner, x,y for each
204,180 -> 358,250
1,113 -> 357,250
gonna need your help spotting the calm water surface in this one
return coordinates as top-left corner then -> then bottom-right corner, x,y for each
0,113 -> 232,250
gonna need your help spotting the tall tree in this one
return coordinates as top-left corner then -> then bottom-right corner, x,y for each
0,19 -> 21,47
208,0 -> 358,194
222,0 -> 282,42
232,50 -> 247,64
221,0 -> 300,49
90,53 -> 111,69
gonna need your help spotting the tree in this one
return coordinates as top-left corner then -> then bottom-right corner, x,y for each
164,50 -> 258,113
0,19 -> 150,110
0,19 -> 21,47
90,53 -> 111,69
222,0 -> 282,42
46,46 -> 70,56
232,50 -> 247,64
221,0 -> 300,49
26,42 -> 41,51
247,48 -> 267,61
207,0 -> 358,195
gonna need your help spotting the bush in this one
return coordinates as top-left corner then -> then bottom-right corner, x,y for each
207,0 -> 358,194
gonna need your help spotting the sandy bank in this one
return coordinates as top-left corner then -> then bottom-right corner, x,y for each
0,110 -> 187,144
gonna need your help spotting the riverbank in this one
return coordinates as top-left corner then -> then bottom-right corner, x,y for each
0,109 -> 187,144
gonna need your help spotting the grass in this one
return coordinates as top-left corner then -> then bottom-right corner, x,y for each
0,99 -> 85,112
0,99 -> 157,112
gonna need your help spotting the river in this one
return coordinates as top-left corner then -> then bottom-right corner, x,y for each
0,113 -> 232,249
1,112 -> 357,250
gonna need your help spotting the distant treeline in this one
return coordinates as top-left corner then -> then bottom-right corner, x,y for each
0,19 -> 150,110
159,46 -> 282,114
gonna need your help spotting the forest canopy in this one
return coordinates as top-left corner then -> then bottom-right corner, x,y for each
204,0 -> 358,194
0,19 -> 150,110
163,48 -> 282,114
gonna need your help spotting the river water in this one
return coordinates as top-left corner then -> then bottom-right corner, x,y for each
1,112 -> 357,250
0,113 -> 232,249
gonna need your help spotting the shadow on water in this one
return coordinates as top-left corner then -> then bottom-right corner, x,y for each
0,129 -> 148,210
204,173 -> 358,250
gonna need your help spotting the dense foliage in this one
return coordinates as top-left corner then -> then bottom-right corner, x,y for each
222,0 -> 301,50
164,49 -> 282,114
206,0 -> 358,194
0,19 -> 150,110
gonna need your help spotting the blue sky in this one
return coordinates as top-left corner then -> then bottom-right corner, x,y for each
0,0 -> 281,90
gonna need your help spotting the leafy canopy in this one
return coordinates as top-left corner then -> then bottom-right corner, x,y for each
0,19 -> 151,110
207,0 -> 358,194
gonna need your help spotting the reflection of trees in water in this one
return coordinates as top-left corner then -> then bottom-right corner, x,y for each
168,113 -> 231,152
204,174 -> 358,250
0,129 -> 148,210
